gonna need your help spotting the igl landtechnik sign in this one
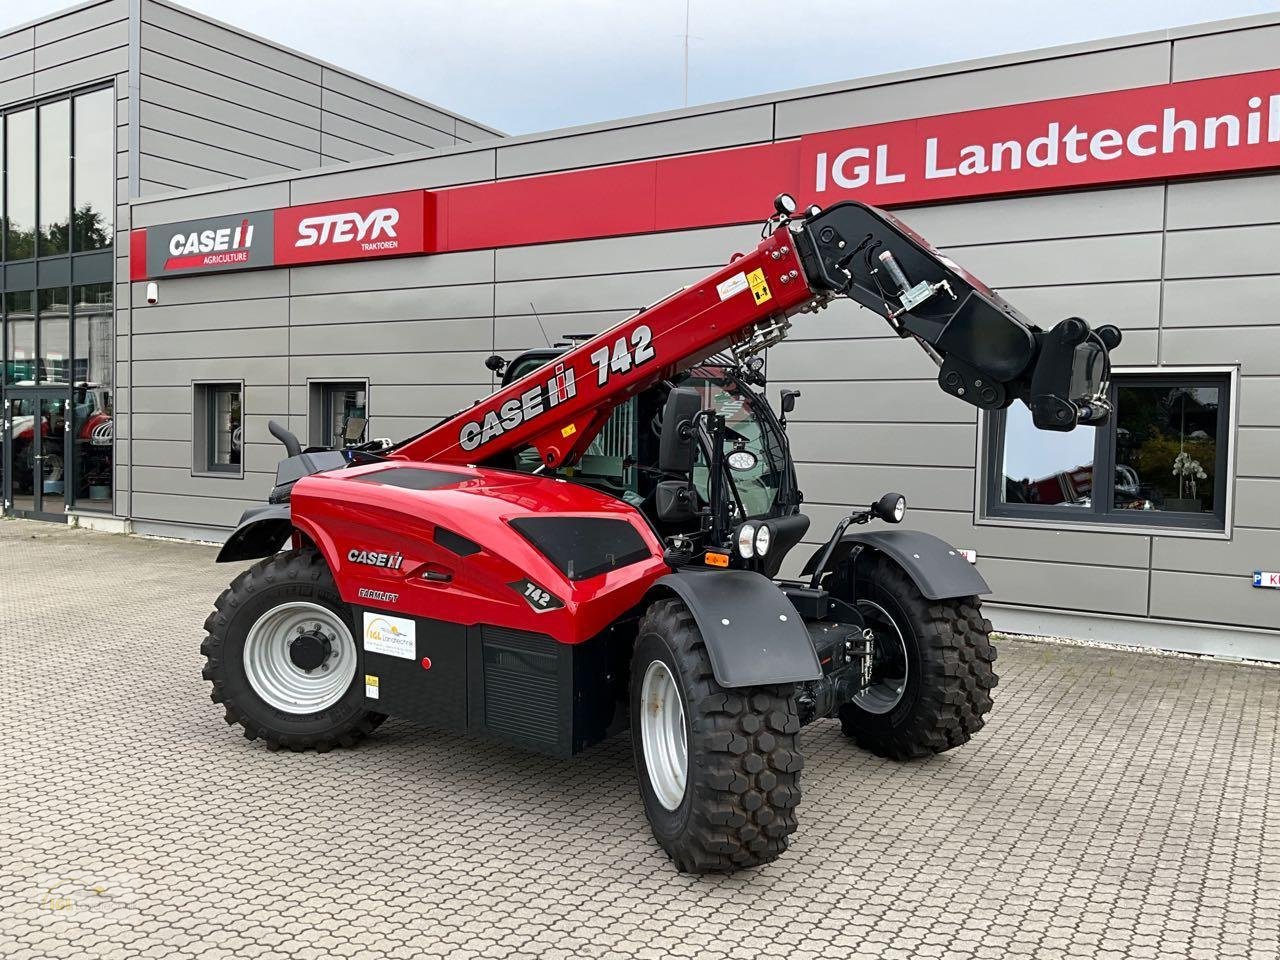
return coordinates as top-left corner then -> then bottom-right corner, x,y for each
130,67 -> 1280,278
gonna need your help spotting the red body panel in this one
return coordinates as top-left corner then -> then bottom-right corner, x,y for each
291,462 -> 669,645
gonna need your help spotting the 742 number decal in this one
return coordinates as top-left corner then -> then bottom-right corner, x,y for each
590,325 -> 655,386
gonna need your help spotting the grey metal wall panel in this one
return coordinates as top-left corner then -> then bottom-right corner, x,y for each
1161,327 -> 1280,374
139,22 -> 321,106
131,298 -> 289,334
319,134 -> 386,165
34,47 -> 127,95
131,269 -> 290,305
33,0 -> 126,44
320,90 -> 455,147
132,327 -> 290,361
0,28 -> 34,60
1149,570 -> 1272,628
1237,428 -> 1280,477
138,154 -> 242,191
0,75 -> 35,105
290,319 -> 493,356
140,0 -> 320,82
1239,378 -> 1280,427
944,233 -> 1164,287
1172,23 -> 1280,79
131,357 -> 289,386
290,250 -> 493,295
1152,526 -> 1279,576
322,112 -> 450,156
33,20 -> 127,70
140,128 -> 301,180
897,185 -> 1167,246
133,466 -> 274,500
493,267 -> 709,316
787,422 -> 976,468
321,67 -> 459,135
798,463 -> 974,513
0,49 -> 35,83
1165,225 -> 1280,279
1162,277 -> 1280,328
139,76 -> 323,152
776,43 -> 1170,137
494,224 -> 759,282
496,105 -> 773,178
129,181 -> 291,228
768,337 -> 964,383
1001,282 -> 1162,333
291,285 -> 493,326
289,352 -> 491,386
141,51 -> 320,127
1234,478 -> 1280,528
131,491 -> 260,528
492,310 -> 633,351
288,148 -> 496,204
777,380 -> 976,424
139,101 -> 320,170
1167,173 -> 1280,230
456,120 -> 500,143
980,556 -> 1150,616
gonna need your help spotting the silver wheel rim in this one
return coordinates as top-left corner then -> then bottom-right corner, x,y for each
640,659 -> 688,811
242,601 -> 357,715
853,599 -> 910,715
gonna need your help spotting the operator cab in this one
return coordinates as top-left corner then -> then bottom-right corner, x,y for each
493,347 -> 808,575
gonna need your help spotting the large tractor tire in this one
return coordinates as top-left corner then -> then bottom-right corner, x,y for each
839,555 -> 998,760
201,549 -> 384,752
629,598 -> 803,873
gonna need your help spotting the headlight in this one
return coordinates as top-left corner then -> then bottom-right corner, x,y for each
754,524 -> 771,556
737,523 -> 756,559
871,491 -> 907,524
893,496 -> 906,523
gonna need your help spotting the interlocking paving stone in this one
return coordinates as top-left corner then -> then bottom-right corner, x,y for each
0,517 -> 1277,959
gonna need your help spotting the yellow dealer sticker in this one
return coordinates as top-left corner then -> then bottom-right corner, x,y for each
364,675 -> 380,699
561,423 -> 577,438
747,268 -> 772,305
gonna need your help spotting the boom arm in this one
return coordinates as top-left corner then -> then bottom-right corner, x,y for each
390,199 -> 1121,467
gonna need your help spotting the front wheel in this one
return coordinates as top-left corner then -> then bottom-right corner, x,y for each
201,549 -> 384,751
630,598 -> 804,873
838,555 -> 998,760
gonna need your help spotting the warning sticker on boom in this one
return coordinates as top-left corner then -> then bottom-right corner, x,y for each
716,271 -> 748,301
747,268 -> 772,305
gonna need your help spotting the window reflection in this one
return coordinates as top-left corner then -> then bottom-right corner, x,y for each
5,109 -> 36,260
73,89 -> 114,252
1115,385 -> 1220,514
38,287 -> 71,385
4,291 -> 35,384
39,100 -> 71,255
73,282 -> 114,508
1000,402 -> 1095,507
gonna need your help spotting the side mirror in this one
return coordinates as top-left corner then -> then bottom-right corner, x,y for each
659,386 -> 702,474
780,389 -> 800,415
655,480 -> 698,523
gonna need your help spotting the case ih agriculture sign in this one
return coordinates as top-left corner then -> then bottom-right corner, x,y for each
131,191 -> 430,278
130,68 -> 1280,280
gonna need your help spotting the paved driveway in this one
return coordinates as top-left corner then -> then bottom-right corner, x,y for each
0,518 -> 1277,960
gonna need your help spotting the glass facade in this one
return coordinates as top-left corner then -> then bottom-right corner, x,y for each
2,86 -> 115,518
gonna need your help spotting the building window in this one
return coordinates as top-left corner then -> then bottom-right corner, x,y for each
72,283 -> 114,508
309,380 -> 367,447
194,383 -> 243,475
72,88 -> 114,253
985,371 -> 1232,530
5,108 -> 37,260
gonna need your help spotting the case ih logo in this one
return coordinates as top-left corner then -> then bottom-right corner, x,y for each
142,211 -> 275,277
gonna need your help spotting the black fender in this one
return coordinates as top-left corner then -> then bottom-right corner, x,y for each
216,503 -> 294,563
800,529 -> 990,600
647,570 -> 822,688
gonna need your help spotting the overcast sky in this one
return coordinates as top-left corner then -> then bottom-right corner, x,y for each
8,0 -> 1280,134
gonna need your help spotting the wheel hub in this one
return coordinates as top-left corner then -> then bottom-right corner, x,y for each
288,630 -> 333,672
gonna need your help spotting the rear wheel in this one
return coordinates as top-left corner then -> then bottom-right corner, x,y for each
839,555 -> 998,760
630,598 -> 803,872
201,549 -> 384,751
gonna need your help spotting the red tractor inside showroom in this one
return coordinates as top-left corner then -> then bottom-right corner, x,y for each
203,198 -> 1121,872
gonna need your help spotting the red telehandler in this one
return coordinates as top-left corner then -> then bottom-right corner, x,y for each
203,197 -> 1121,872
